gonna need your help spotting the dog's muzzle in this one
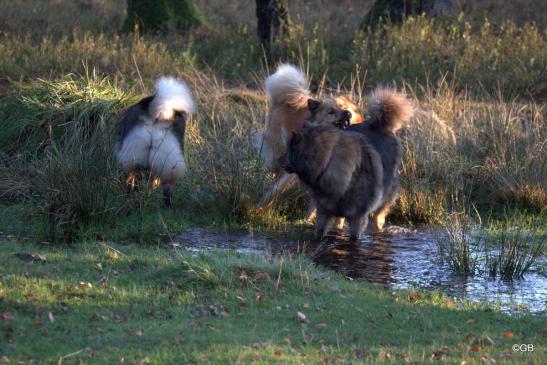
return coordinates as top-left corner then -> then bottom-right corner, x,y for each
335,110 -> 352,129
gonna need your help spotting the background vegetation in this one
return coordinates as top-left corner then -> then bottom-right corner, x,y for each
1,0 -> 545,243
0,1 -> 545,363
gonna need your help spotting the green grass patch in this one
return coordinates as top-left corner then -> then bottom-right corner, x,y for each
0,240 -> 545,364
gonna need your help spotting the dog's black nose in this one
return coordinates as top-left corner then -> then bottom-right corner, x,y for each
341,110 -> 352,122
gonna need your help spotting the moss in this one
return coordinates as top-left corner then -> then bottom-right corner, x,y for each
123,0 -> 205,33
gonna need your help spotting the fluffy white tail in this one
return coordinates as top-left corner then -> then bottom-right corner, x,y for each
264,64 -> 309,108
151,77 -> 195,120
367,88 -> 413,133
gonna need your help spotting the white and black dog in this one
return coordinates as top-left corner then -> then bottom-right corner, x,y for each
115,77 -> 195,207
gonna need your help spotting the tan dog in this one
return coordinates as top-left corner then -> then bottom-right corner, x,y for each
253,64 -> 363,212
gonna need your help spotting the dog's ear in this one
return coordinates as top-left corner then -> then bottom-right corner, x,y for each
307,99 -> 321,112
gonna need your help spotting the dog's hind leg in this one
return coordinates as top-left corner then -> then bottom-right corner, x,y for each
349,213 -> 369,241
126,170 -> 139,194
162,179 -> 175,208
370,204 -> 390,232
260,172 -> 298,207
370,189 -> 399,232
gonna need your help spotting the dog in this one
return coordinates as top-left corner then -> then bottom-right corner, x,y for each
115,77 -> 195,207
254,64 -> 362,210
278,88 -> 413,240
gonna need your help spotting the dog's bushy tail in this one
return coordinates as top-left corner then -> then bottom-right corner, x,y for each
151,77 -> 195,120
265,64 -> 309,108
367,88 -> 413,133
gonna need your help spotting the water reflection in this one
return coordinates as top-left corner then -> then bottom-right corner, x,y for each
311,233 -> 395,284
174,227 -> 546,313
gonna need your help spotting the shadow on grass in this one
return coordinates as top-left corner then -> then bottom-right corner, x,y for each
0,240 -> 544,363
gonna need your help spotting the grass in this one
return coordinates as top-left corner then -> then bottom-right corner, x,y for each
2,69 -> 545,242
0,3 -> 544,242
436,213 -> 481,275
0,240 -> 545,364
0,2 -> 545,362
436,211 -> 545,278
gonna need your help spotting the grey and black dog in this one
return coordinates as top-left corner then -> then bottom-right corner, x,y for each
115,77 -> 195,207
279,88 -> 413,240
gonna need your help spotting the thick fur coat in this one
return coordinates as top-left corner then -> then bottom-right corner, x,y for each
280,88 -> 413,239
255,64 -> 360,207
115,77 -> 195,207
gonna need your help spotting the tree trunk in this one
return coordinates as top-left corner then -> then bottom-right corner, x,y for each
123,0 -> 204,33
256,0 -> 290,58
361,0 -> 455,31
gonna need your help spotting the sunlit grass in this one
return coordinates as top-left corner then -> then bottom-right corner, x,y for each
0,240 -> 545,364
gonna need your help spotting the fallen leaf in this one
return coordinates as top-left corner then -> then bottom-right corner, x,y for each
503,331 -> 513,338
432,347 -> 451,359
470,345 -> 481,352
239,271 -> 248,286
408,292 -> 421,302
0,312 -> 14,321
48,312 -> 54,323
466,319 -> 476,325
0,356 -> 9,363
314,323 -> 327,330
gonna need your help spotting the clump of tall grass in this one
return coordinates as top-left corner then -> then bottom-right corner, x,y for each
485,227 -> 545,280
436,213 -> 481,275
436,213 -> 545,279
0,73 -> 135,240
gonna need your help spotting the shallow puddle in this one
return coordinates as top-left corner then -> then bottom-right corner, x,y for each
173,227 -> 546,314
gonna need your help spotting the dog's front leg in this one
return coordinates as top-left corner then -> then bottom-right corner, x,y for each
305,198 -> 317,222
315,208 -> 334,240
349,213 -> 369,241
